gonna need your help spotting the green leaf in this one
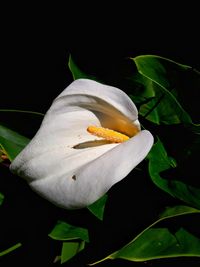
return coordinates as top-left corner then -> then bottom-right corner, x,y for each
0,192 -> 4,205
131,55 -> 200,125
148,139 -> 200,209
0,124 -> 30,161
87,194 -> 108,220
48,220 -> 89,242
68,55 -> 97,80
89,205 -> 200,265
0,243 -> 22,257
109,228 -> 200,262
158,205 -> 200,219
49,221 -> 89,264
61,241 -> 85,264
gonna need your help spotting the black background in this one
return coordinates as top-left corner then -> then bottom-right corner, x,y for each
1,4 -> 200,267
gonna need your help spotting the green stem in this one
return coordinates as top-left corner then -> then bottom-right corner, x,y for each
0,109 -> 44,116
0,243 -> 22,257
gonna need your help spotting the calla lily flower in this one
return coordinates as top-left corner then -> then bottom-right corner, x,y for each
10,79 -> 154,209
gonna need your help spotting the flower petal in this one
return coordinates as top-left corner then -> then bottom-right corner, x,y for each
10,136 -> 118,181
48,79 -> 140,136
10,79 -> 140,181
10,79 -> 152,210
55,78 -> 138,121
13,79 -> 139,161
75,130 -> 154,206
28,130 -> 153,209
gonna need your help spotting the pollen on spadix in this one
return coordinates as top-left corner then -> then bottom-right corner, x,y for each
87,125 -> 130,143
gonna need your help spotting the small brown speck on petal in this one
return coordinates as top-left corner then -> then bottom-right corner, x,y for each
72,175 -> 76,180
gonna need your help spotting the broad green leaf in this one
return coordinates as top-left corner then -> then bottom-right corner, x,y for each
89,205 -> 200,265
48,220 -> 89,242
148,139 -> 200,209
0,243 -> 22,257
0,124 -> 30,161
0,192 -> 4,205
131,55 -> 200,125
87,194 -> 108,220
68,55 -> 97,80
61,241 -> 85,264
109,228 -> 200,262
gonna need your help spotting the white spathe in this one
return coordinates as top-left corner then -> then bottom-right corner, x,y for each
10,79 -> 154,209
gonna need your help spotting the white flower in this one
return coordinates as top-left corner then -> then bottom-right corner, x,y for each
10,79 -> 154,209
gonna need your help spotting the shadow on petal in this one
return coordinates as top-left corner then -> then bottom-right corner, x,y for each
73,140 -> 114,149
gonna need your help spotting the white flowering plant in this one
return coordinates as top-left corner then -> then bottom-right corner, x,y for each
0,54 -> 200,266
